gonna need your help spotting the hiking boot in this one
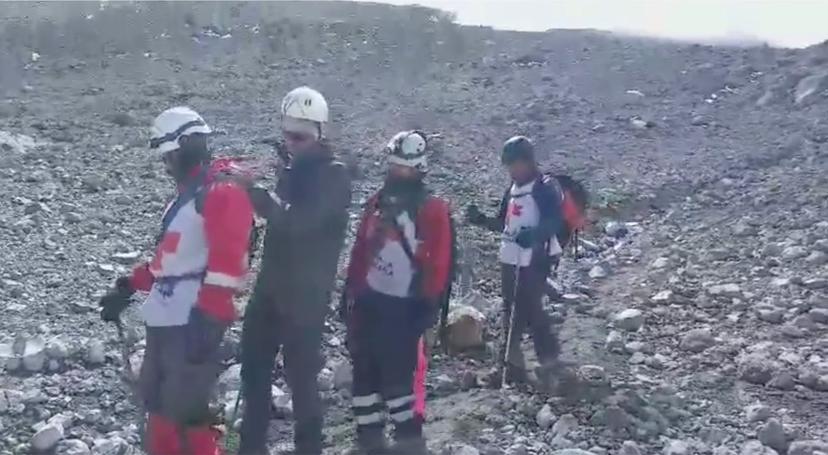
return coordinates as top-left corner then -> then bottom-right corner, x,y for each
389,438 -> 430,455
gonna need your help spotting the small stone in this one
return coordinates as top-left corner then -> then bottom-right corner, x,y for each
651,257 -> 670,269
91,436 -> 132,455
707,283 -> 742,299
757,307 -> 785,324
85,340 -> 106,365
739,355 -> 776,385
651,290 -> 675,304
740,440 -> 778,455
663,440 -> 690,455
712,447 -> 737,455
453,445 -> 481,455
31,423 -> 64,451
614,309 -> 644,331
317,368 -> 334,391
590,266 -> 609,279
758,418 -> 788,453
680,328 -> 716,353
806,251 -> 828,266
788,440 -> 828,455
606,331 -> 625,353
803,278 -> 828,290
46,339 -> 69,360
218,364 -> 242,393
605,222 -> 629,238
56,439 -> 90,455
768,372 -> 796,390
809,309 -> 828,324
551,413 -> 578,439
619,441 -> 642,455
446,304 -> 486,351
782,246 -> 809,261
746,403 -> 772,423
536,404 -> 556,429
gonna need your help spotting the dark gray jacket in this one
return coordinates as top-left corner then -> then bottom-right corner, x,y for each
252,152 -> 352,326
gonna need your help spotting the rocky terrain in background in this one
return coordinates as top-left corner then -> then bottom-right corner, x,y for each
0,1 -> 827,454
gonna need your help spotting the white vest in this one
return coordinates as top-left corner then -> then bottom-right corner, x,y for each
366,211 -> 419,298
499,181 -> 562,267
142,199 -> 209,327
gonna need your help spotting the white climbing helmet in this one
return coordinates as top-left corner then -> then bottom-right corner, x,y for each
281,86 -> 328,141
387,130 -> 428,171
149,107 -> 211,154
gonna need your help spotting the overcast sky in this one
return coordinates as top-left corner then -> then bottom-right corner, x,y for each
373,0 -> 828,48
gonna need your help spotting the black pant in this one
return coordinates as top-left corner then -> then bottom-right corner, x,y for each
500,263 -> 560,371
239,297 -> 324,455
349,290 -> 425,452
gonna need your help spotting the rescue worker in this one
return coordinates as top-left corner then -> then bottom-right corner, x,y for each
99,107 -> 254,455
239,87 -> 352,455
465,135 -> 563,386
344,131 -> 452,455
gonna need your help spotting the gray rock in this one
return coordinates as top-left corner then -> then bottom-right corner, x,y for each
768,372 -> 796,390
31,423 -> 64,452
782,246 -> 809,261
809,309 -> 828,324
272,386 -> 293,417
756,307 -> 785,324
618,441 -> 642,455
651,290 -> 675,305
552,451 -> 596,455
614,309 -> 644,331
506,444 -> 528,455
453,445 -> 481,455
218,364 -> 242,393
551,413 -> 578,439
605,222 -> 629,238
740,440 -> 778,455
56,439 -> 91,455
788,440 -> 828,455
536,404 -> 556,429
317,368 -> 334,391
758,418 -> 788,453
22,337 -> 47,372
680,328 -> 716,353
803,278 -> 828,290
795,71 -> 828,105
806,251 -> 828,266
46,339 -> 69,360
663,440 -> 690,455
651,257 -> 671,269
446,304 -> 486,351
746,403 -> 772,423
712,447 -> 737,455
85,340 -> 106,365
333,361 -> 354,390
708,283 -> 742,299
815,240 -> 828,253
606,331 -> 625,353
91,436 -> 135,455
739,355 -> 777,385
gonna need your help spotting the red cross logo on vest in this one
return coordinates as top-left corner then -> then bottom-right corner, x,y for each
510,202 -> 523,218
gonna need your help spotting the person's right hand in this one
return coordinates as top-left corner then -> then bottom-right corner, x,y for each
465,204 -> 486,226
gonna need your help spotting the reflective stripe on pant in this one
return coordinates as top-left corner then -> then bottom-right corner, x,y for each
500,263 -> 560,370
139,325 -> 225,455
350,290 -> 425,449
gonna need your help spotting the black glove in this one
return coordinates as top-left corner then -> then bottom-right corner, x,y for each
247,186 -> 277,219
465,204 -> 487,226
515,228 -> 536,249
184,307 -> 227,364
99,277 -> 134,323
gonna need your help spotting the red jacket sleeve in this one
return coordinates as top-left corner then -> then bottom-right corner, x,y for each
197,181 -> 254,322
129,263 -> 155,292
345,197 -> 377,297
417,198 -> 452,301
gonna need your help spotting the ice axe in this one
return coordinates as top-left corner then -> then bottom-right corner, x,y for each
500,263 -> 522,389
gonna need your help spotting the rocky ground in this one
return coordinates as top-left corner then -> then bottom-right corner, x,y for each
1,2 -> 827,454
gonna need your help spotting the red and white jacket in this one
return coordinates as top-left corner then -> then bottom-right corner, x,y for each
346,193 -> 452,303
130,159 -> 254,327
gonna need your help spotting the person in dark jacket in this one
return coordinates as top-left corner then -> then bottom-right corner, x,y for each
466,135 -> 563,386
239,87 -> 352,455
344,131 -> 452,455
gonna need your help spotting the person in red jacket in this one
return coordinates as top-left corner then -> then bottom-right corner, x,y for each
344,131 -> 452,455
98,107 -> 254,455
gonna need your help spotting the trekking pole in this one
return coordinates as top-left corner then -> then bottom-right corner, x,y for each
111,318 -> 146,443
500,264 -> 522,389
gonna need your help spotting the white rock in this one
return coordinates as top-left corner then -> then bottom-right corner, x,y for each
31,423 -> 64,451
551,413 -> 578,439
85,340 -> 106,365
453,444 -> 481,455
272,386 -> 293,417
745,403 -> 772,423
680,328 -> 716,353
0,131 -> 39,154
333,361 -> 353,390
446,304 -> 486,351
707,283 -> 742,299
651,290 -> 675,304
606,330 -> 625,353
619,441 -> 642,455
806,251 -> 828,266
605,222 -> 629,238
0,343 -> 17,370
536,404 -> 556,429
317,368 -> 334,391
614,309 -> 644,331
651,257 -> 670,269
740,440 -> 779,455
23,337 -> 47,372
663,440 -> 690,455
782,246 -> 809,261
91,436 -> 134,455
589,266 -> 609,279
57,439 -> 91,455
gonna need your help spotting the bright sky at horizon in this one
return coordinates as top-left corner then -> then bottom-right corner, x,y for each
373,0 -> 828,48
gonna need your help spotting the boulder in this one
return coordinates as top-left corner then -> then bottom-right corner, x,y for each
85,340 -> 106,365
56,439 -> 91,455
679,328 -> 716,353
758,418 -> 788,453
22,337 -> 47,372
536,404 -> 556,429
663,440 -> 690,455
740,440 -> 779,455
446,305 -> 486,351
31,423 -> 64,452
788,440 -> 828,455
